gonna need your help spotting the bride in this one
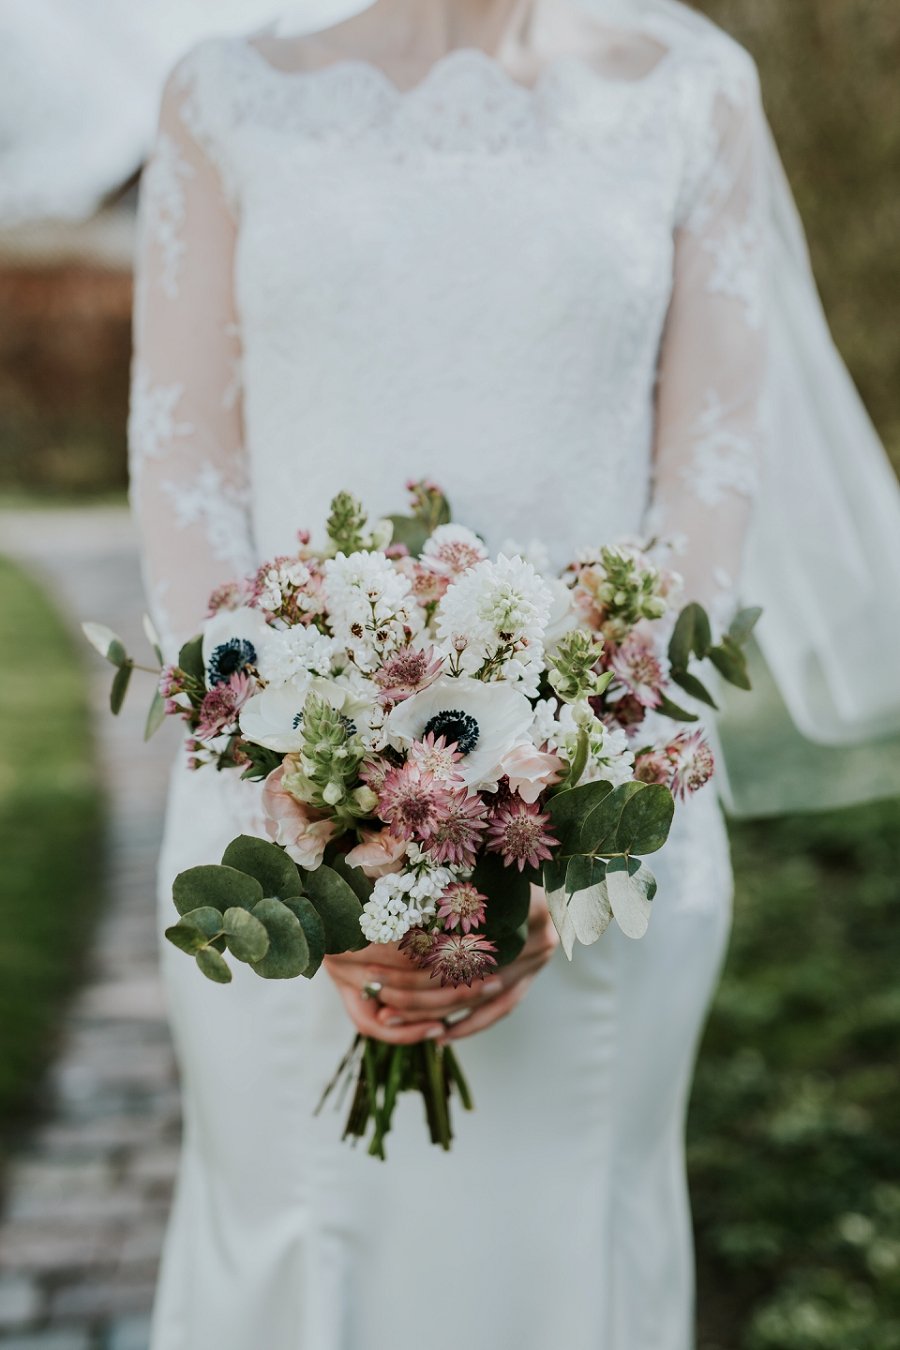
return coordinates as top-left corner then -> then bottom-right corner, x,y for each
128,0 -> 900,1345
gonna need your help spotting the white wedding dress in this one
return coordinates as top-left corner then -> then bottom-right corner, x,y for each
130,19 -> 769,1349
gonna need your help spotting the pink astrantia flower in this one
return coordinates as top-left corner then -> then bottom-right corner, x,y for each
668,730 -> 715,799
377,762 -> 450,842
344,828 -> 408,879
373,644 -> 444,705
426,790 -> 488,868
633,746 -> 672,787
262,765 -> 336,869
398,927 -> 439,967
425,933 -> 498,988
195,672 -> 254,740
421,524 -> 489,578
206,579 -> 248,616
437,881 -> 488,934
407,732 -> 464,784
608,631 -> 665,709
486,799 -> 558,872
498,742 -> 564,804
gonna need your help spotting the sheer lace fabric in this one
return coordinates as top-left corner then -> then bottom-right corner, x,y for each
130,33 -> 768,658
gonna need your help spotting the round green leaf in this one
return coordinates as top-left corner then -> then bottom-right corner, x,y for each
282,896 -> 327,978
144,687 -> 167,741
165,905 -> 223,954
564,856 -> 613,948
196,946 -> 232,983
471,851 -> 532,937
172,864 -> 263,916
544,858 -> 576,960
614,784 -> 675,856
302,865 -> 366,953
606,857 -> 657,940
250,899 -> 310,979
546,781 -> 614,855
223,907 -> 270,964
329,853 -> 375,905
177,634 -> 205,683
109,661 -> 133,715
578,781 -> 644,856
221,835 -> 303,899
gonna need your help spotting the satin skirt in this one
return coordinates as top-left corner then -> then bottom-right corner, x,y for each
149,761 -> 732,1350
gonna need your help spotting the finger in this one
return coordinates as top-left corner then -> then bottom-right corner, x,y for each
374,975 -> 503,1019
338,989 -> 445,1046
439,977 -> 534,1043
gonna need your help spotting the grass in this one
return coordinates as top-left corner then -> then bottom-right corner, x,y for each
691,797 -> 900,1348
0,554 -> 104,1165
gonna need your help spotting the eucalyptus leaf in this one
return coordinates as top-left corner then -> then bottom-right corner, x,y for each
282,896 -> 327,978
172,864 -> 263,916
301,865 -> 366,953
386,514 -> 429,558
708,637 -> 752,691
221,835 -> 303,899
165,905 -> 224,954
614,784 -> 675,856
177,634 -> 206,684
655,692 -> 700,724
82,622 -> 127,665
109,661 -> 133,715
670,668 -> 718,710
471,851 -> 532,936
546,780 -> 614,855
606,857 -> 657,940
564,856 -> 613,947
728,606 -> 763,647
330,853 -> 375,905
144,688 -> 167,741
142,612 -> 164,663
668,603 -> 712,668
223,907 -> 270,963
543,858 -> 576,960
579,781 -> 644,856
196,946 -> 232,983
250,899 -> 310,979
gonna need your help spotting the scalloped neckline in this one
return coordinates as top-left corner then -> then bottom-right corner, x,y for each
240,35 -> 679,103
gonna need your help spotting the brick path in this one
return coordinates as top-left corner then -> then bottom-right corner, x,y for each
0,507 -> 178,1350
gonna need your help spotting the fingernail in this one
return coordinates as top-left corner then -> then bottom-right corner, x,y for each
383,1016 -> 404,1027
425,1027 -> 444,1039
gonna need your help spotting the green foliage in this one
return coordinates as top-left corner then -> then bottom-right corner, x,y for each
326,491 -> 370,555
546,779 -> 673,859
172,864 -> 263,916
0,556 -> 103,1162
302,864 -> 367,954
220,835 -> 303,900
250,898 -> 310,979
690,796 -> 900,1349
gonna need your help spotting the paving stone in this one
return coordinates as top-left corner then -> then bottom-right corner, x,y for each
0,1274 -> 42,1330
0,510 -> 177,1346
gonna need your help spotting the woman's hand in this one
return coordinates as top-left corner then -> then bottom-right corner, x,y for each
324,886 -> 559,1045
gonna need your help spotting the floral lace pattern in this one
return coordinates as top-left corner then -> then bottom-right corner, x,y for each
139,132 -> 195,300
703,212 -> 765,328
678,390 -> 760,506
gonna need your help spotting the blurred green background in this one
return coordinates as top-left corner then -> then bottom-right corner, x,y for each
0,2 -> 898,1347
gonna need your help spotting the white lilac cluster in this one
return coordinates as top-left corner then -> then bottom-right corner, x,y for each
257,558 -> 314,614
256,626 -> 336,688
532,697 -> 635,788
435,553 -> 553,696
324,551 -> 422,672
359,856 -> 457,944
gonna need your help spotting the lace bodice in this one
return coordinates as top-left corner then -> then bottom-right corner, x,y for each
130,29 -> 769,658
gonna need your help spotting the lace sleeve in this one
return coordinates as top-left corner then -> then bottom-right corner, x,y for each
646,56 -> 769,632
129,51 -> 255,661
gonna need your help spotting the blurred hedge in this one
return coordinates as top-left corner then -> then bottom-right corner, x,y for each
0,0 -> 897,494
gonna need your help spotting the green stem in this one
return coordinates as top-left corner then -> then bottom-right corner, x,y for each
423,1041 -> 453,1151
442,1045 -> 474,1112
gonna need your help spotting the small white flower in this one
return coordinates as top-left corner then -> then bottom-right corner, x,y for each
324,550 -> 421,672
256,626 -> 336,688
435,553 -> 553,687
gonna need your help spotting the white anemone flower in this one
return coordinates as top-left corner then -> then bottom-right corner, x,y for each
201,606 -> 271,684
240,676 -> 363,753
385,674 -> 534,790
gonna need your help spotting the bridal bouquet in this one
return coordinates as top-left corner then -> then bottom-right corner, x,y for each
85,481 -> 758,1157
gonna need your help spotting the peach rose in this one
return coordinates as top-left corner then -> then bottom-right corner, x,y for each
343,828 -> 408,879
499,742 -> 564,804
261,766 -> 336,870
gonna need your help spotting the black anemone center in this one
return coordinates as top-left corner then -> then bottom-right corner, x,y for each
208,638 -> 257,686
423,709 -> 480,756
